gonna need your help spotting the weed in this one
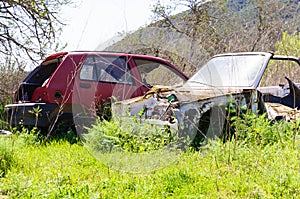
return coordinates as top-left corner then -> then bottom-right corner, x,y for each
1,113 -> 300,198
28,106 -> 42,128
84,116 -> 180,153
232,112 -> 300,147
0,137 -> 15,178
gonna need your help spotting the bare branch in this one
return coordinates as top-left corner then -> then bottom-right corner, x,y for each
0,0 -> 72,65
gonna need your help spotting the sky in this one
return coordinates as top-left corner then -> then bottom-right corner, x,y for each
60,0 -> 156,51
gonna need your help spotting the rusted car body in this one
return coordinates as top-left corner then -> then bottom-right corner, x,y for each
112,52 -> 300,139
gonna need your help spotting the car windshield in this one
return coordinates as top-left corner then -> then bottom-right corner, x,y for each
184,54 -> 267,87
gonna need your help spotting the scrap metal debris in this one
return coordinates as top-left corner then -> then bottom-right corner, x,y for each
264,102 -> 300,122
0,129 -> 12,137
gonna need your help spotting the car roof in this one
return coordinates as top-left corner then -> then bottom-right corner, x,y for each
42,51 -> 189,80
212,52 -> 273,58
66,51 -> 161,58
45,51 -> 176,63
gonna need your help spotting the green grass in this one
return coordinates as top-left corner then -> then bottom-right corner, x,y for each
1,116 -> 300,199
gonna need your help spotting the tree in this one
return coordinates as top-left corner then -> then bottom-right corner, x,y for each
151,0 -> 300,53
0,0 -> 73,104
106,0 -> 299,77
260,31 -> 300,87
151,0 -> 227,55
0,0 -> 71,66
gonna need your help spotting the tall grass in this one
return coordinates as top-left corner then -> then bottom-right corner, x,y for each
1,113 -> 300,198
0,104 -> 6,130
0,137 -> 15,178
84,117 -> 179,153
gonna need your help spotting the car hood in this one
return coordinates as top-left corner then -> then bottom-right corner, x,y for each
111,84 -> 253,119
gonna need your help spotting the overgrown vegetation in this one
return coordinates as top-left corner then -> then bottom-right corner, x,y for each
84,117 -> 179,153
0,104 -> 6,130
1,113 -> 300,198
233,112 -> 300,147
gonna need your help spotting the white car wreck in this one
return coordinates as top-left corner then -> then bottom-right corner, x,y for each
112,52 -> 300,142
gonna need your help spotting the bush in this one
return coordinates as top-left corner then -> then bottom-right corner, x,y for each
232,112 -> 300,147
84,117 -> 180,153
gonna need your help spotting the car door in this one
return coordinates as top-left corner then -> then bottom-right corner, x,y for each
75,54 -> 144,114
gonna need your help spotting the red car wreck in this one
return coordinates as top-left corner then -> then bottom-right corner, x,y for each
5,51 -> 188,132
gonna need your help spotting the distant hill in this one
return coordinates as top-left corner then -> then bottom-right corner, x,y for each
96,0 -> 300,76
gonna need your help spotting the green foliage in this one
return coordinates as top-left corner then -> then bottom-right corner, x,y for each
232,112 -> 300,147
28,106 -> 42,127
1,112 -> 300,198
97,99 -> 112,120
46,128 -> 80,144
275,32 -> 300,57
259,31 -> 300,87
0,137 -> 15,178
0,138 -> 103,198
84,117 -> 179,153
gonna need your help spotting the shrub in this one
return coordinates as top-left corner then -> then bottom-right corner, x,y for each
84,116 -> 180,153
232,112 -> 300,147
